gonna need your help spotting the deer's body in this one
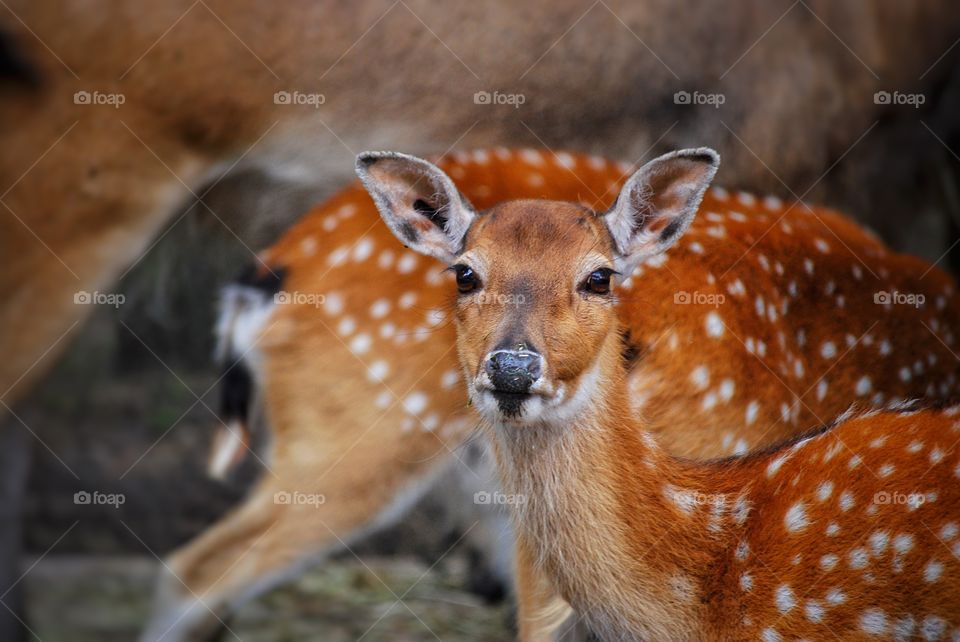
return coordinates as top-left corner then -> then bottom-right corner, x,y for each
362,148 -> 960,640
500,368 -> 960,640
147,150 -> 960,640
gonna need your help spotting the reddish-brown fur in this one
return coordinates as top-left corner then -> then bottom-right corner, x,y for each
151,149 -> 959,640
362,148 -> 960,639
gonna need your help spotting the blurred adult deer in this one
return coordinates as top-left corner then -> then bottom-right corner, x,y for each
144,148 -> 960,640
365,148 -> 960,640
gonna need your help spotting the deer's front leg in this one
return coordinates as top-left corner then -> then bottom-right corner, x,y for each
514,537 -> 580,641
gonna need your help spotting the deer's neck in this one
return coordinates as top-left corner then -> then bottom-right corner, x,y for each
487,334 -> 745,640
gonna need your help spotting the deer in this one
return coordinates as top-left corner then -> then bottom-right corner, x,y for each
143,147 -> 960,641
361,146 -> 960,640
4,6 -> 960,634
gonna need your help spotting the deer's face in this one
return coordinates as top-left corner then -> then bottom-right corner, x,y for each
449,200 -> 619,423
358,148 -> 719,425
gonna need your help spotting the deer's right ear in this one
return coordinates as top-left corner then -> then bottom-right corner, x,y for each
356,152 -> 475,263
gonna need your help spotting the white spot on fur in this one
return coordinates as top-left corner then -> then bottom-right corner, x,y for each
816,481 -> 834,502
367,360 -> 389,382
727,279 -> 746,296
337,316 -> 356,336
378,250 -> 395,269
705,312 -> 724,338
821,341 -> 837,359
860,609 -> 888,636
370,299 -> 391,319
690,366 -> 710,391
784,502 -> 809,532
893,616 -> 915,641
520,149 -> 544,166
300,236 -> 318,256
839,491 -> 855,512
349,333 -> 372,354
825,588 -> 846,605
805,600 -> 825,623
353,238 -> 374,262
323,292 -> 345,316
775,585 -> 795,613
719,379 -> 735,401
869,531 -> 889,556
441,370 -> 459,389
402,392 -> 428,415
849,547 -> 870,570
924,560 -> 944,583
328,246 -> 349,266
397,252 -> 418,274
735,541 -> 749,561
767,454 -> 790,477
941,522 -> 958,540
921,615 -> 946,640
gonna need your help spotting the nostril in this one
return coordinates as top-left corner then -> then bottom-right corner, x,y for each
524,354 -> 542,381
485,350 -> 542,393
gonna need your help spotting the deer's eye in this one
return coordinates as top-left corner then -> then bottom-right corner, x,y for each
582,268 -> 617,295
452,264 -> 481,293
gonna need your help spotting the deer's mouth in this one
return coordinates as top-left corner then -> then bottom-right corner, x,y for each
472,375 -> 561,425
491,390 -> 532,417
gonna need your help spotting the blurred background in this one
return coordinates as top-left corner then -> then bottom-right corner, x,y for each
3,1 -> 960,640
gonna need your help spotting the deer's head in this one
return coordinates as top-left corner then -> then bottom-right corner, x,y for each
358,148 -> 719,426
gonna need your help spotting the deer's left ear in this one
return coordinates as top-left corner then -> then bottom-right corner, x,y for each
357,151 -> 475,263
604,148 -> 719,275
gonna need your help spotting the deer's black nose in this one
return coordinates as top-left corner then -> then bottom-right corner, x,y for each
485,350 -> 542,393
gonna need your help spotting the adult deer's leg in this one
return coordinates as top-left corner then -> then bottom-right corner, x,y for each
0,106 -> 209,405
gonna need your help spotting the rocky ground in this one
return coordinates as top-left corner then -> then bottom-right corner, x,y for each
25,553 -> 512,641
